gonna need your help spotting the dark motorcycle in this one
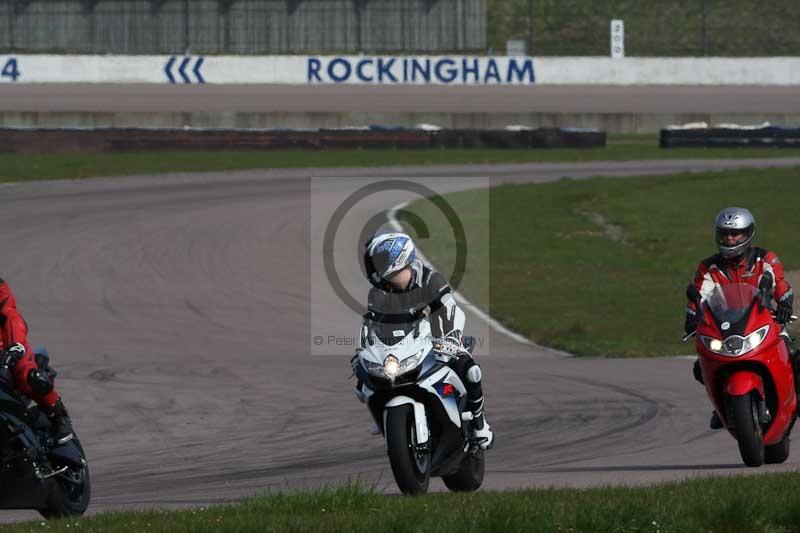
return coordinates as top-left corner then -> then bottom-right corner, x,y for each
0,348 -> 90,518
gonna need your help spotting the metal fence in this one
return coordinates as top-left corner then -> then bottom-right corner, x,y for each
489,0 -> 800,56
0,0 -> 486,54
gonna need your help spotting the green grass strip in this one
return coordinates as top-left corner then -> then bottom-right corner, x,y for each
9,473 -> 800,532
2,140 -> 800,182
407,166 -> 800,357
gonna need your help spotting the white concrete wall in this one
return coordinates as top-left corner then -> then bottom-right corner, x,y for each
535,57 -> 800,85
2,55 -> 800,85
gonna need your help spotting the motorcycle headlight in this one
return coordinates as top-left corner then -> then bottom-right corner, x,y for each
364,359 -> 385,378
398,350 -> 426,374
383,355 -> 400,380
364,350 -> 426,380
700,325 -> 770,357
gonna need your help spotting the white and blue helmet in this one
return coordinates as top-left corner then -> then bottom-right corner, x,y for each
363,232 -> 416,287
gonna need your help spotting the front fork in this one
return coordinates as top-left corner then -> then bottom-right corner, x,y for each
725,368 -> 770,429
724,394 -> 770,435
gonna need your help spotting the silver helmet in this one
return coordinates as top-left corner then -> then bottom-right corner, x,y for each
715,207 -> 755,259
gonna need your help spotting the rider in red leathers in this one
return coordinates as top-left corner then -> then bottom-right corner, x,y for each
0,278 -> 73,443
685,207 -> 798,429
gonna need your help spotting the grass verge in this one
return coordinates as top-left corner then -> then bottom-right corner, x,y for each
406,166 -> 800,357
9,473 -> 800,532
2,139 -> 800,182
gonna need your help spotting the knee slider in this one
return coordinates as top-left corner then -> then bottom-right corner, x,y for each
467,364 -> 482,384
26,368 -> 54,396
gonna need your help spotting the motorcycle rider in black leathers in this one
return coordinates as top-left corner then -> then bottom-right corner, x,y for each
354,232 -> 494,449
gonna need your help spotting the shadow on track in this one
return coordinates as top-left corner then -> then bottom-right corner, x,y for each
537,464 -> 744,473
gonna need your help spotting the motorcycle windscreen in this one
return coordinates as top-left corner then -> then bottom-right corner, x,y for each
363,316 -> 424,347
706,283 -> 758,325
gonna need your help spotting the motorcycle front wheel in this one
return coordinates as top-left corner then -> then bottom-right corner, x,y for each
386,405 -> 431,494
731,393 -> 765,467
40,462 -> 91,519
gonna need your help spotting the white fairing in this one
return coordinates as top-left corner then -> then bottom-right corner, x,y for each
416,366 -> 465,427
358,320 -> 434,369
357,317 -> 467,431
384,396 -> 429,444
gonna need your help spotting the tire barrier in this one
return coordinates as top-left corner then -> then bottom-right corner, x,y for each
0,126 -> 606,153
660,125 -> 800,148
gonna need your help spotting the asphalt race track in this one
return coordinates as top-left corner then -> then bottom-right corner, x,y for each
1,84 -> 800,113
3,158 -> 800,519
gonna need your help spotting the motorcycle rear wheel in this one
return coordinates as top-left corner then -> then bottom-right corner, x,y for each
731,394 -> 765,467
442,449 -> 484,492
765,437 -> 791,464
386,405 -> 431,495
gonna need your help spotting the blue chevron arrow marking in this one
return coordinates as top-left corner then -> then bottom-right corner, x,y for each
193,57 -> 205,83
164,56 -> 176,84
165,56 -> 205,84
178,57 -> 191,83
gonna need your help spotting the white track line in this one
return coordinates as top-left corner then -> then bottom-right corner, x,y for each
388,201 -> 535,347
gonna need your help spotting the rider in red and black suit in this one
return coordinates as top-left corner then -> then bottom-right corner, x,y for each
685,207 -> 797,429
0,278 -> 73,443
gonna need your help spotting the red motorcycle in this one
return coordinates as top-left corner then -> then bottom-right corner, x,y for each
687,280 -> 797,467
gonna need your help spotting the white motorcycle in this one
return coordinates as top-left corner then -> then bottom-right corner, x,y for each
354,315 -> 485,494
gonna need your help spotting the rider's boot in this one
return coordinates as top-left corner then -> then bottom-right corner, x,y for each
470,412 -> 494,450
44,399 -> 74,446
694,359 -> 723,429
462,361 -> 494,449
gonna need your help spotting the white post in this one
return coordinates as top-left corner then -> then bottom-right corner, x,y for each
506,40 -> 526,56
610,19 -> 625,59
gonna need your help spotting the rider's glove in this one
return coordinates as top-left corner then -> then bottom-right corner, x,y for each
0,343 -> 25,368
776,294 -> 794,324
433,336 -> 469,360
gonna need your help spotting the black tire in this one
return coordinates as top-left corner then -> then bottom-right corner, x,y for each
40,463 -> 91,519
765,437 -> 791,464
731,394 -> 765,467
386,405 -> 430,495
442,450 -> 484,492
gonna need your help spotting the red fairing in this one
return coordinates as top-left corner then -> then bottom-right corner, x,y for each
695,284 -> 796,447
725,370 -> 765,398
0,280 -> 58,407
